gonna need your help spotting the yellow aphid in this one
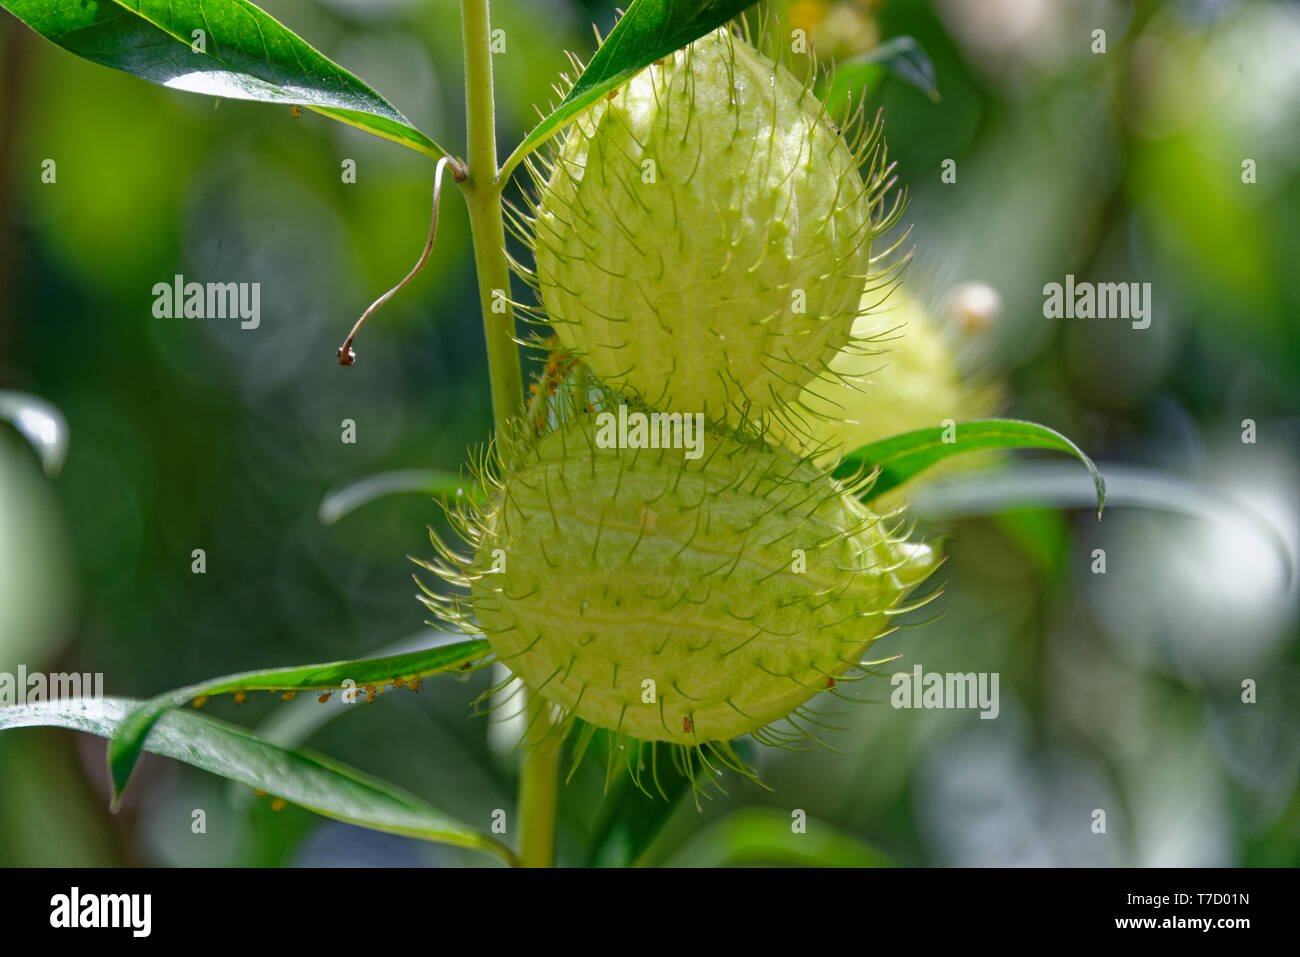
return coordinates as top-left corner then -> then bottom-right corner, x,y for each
392,677 -> 406,688
254,788 -> 267,798
192,696 -> 209,709
408,678 -> 422,692
280,691 -> 297,701
233,690 -> 247,705
270,797 -> 287,812
318,692 -> 332,703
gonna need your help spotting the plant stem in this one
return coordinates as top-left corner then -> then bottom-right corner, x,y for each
460,0 -> 559,867
459,0 -> 523,437
517,692 -> 564,868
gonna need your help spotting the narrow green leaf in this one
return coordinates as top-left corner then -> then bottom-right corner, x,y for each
319,469 -> 482,526
661,807 -> 896,867
107,639 -> 491,807
586,753 -> 692,867
0,697 -> 515,865
0,0 -> 450,161
841,419 -> 1106,519
501,0 -> 757,180
824,35 -> 940,111
0,391 -> 68,477
239,631 -> 454,752
585,734 -> 759,866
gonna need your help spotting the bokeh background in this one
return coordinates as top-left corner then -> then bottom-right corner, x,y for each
1,0 -> 1297,866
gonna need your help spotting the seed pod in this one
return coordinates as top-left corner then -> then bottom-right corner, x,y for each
523,28 -> 898,423
774,292 -> 1004,469
422,409 -> 938,747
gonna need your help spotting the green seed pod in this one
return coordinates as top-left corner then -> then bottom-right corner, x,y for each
773,291 -> 1005,469
522,27 -> 898,423
422,406 -> 939,751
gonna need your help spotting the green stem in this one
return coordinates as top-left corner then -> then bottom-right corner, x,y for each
460,0 -> 523,437
460,0 -> 558,867
517,692 -> 564,868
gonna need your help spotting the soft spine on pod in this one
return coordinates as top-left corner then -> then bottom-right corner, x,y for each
509,26 -> 908,435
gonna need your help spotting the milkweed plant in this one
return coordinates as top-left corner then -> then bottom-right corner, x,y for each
0,0 -> 1110,868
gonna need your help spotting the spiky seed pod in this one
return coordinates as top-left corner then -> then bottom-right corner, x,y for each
524,27 -> 895,423
421,406 -> 939,748
772,292 -> 1005,469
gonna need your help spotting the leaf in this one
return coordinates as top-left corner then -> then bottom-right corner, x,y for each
0,0 -> 450,161
319,469 -> 482,525
107,639 -> 491,808
242,631 -> 455,751
585,733 -> 760,866
0,697 -> 516,865
908,461 -> 1293,588
824,35 -> 940,111
586,752 -> 692,867
501,0 -> 757,180
661,807 -> 896,867
841,419 -> 1106,519
0,391 -> 68,477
